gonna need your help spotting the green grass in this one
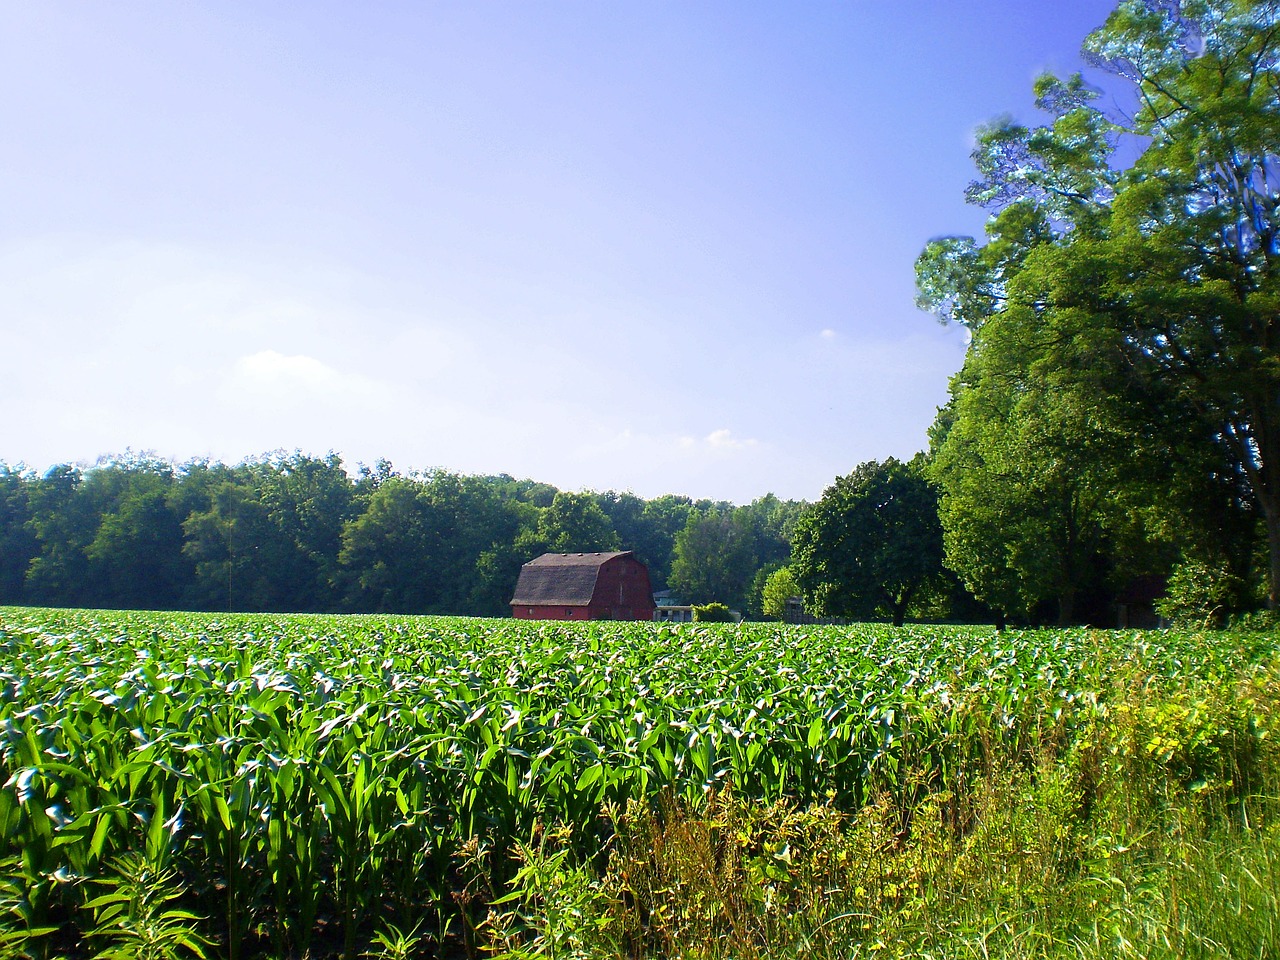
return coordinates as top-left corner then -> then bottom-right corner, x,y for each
2,606 -> 1278,957
492,726 -> 1280,958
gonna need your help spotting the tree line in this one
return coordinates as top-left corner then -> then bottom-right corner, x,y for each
5,436 -> 1263,627
0,452 -> 801,618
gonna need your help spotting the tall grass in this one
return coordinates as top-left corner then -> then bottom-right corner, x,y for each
487,661 -> 1280,959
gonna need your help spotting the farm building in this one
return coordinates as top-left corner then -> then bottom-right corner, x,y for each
510,551 -> 656,621
652,590 -> 694,623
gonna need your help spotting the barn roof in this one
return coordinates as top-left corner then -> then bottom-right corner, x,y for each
510,551 -> 633,606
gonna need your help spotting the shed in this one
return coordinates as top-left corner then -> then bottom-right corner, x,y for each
510,551 -> 656,621
1115,575 -> 1168,629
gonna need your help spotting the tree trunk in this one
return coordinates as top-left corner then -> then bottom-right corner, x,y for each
1264,499 -> 1280,611
891,584 -> 916,627
1057,590 -> 1075,627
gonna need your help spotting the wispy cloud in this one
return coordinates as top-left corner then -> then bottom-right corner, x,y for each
664,430 -> 755,452
227,350 -> 381,404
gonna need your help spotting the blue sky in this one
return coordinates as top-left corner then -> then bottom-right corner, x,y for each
2,1 -> 1122,503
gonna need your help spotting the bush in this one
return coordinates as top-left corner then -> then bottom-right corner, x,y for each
1155,560 -> 1242,629
1230,608 -> 1280,632
692,602 -> 734,622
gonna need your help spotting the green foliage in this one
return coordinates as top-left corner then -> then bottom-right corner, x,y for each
338,478 -> 442,612
669,510 -> 757,610
1230,607 -> 1280,632
635,494 -> 698,590
918,0 -> 1280,617
24,463 -> 94,605
0,455 -> 804,619
0,854 -> 56,957
1156,559 -> 1242,629
0,465 -> 38,606
691,602 -> 734,622
485,828 -> 620,960
486,663 -> 1280,960
792,458 -> 944,626
533,491 -> 620,555
761,566 -> 800,620
85,855 -> 211,960
361,919 -> 432,960
4,606 -> 1278,956
668,496 -> 802,613
927,337 -> 1128,624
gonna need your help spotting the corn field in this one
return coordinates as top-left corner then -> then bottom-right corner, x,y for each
1,607 -> 1275,957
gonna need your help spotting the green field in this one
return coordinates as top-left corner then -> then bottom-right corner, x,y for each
3,608 -> 1279,958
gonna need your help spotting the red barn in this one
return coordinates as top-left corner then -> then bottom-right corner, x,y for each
510,551 -> 656,621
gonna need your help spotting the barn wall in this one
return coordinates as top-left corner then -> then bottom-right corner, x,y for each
590,556 -> 656,621
509,552 -> 657,621
513,605 -> 591,620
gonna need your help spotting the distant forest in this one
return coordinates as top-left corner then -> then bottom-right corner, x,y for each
0,452 -> 803,618
5,444 -> 1268,628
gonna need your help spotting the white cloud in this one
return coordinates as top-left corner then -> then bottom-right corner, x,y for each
704,428 -> 758,451
544,426 -> 771,501
230,350 -> 371,397
217,351 -> 392,446
587,428 -> 759,460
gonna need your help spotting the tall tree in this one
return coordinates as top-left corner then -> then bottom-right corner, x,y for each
469,478 -> 545,616
339,478 -> 443,613
531,491 -> 619,555
24,465 -> 95,606
183,477 -> 275,612
668,508 -> 758,611
791,458 -> 944,627
254,452 -> 355,610
919,0 -> 1280,610
82,458 -> 189,610
637,494 -> 698,590
0,464 -> 37,604
594,491 -> 664,571
760,565 -> 801,621
1082,0 -> 1280,606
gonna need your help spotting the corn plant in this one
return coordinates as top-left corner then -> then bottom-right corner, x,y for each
2,606 -> 1276,957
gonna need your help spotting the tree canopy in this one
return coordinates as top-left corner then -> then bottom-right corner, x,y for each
791,458 -> 944,627
919,0 -> 1280,615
